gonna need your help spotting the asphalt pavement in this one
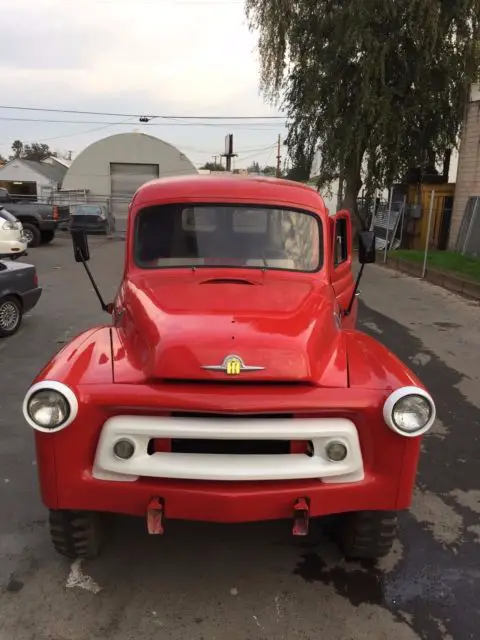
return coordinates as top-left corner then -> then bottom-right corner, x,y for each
0,235 -> 479,640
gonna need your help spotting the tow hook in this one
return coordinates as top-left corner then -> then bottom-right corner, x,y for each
147,497 -> 165,535
292,497 -> 310,536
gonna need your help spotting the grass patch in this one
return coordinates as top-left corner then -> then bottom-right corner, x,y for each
389,250 -> 480,283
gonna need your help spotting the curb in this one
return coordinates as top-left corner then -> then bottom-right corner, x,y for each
381,256 -> 480,302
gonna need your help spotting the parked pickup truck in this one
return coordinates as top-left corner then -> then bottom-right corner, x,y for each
0,188 -> 70,248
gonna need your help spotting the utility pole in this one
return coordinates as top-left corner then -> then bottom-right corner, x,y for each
213,155 -> 218,166
221,134 -> 237,173
276,134 -> 282,178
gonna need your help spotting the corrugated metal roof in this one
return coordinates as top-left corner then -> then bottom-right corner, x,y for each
20,159 -> 68,185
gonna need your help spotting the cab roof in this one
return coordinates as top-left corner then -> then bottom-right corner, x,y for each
131,174 -> 328,215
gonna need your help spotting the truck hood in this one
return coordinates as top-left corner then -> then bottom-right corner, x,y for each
117,273 -> 348,387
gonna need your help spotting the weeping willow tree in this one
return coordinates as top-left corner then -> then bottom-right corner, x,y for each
246,0 -> 480,224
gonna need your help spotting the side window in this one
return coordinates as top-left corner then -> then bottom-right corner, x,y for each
334,218 -> 348,266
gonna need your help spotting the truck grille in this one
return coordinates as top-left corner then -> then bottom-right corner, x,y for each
170,412 -> 294,419
168,439 -> 290,455
153,412 -> 299,456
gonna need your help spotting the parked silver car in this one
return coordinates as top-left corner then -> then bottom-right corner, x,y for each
0,208 -> 28,259
0,260 -> 42,337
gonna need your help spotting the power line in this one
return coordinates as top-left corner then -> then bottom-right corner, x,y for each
0,105 -> 285,120
188,142 -> 276,155
23,0 -> 245,4
22,118 -> 139,144
0,117 -> 281,132
32,0 -> 244,4
236,143 -> 277,163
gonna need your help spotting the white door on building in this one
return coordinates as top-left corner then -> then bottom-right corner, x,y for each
110,163 -> 159,231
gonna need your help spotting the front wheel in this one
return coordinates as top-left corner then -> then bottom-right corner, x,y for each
22,223 -> 41,247
335,510 -> 398,560
0,295 -> 23,337
49,510 -> 105,559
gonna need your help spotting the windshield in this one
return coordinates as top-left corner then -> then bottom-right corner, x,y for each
0,208 -> 18,223
72,205 -> 103,215
134,204 -> 322,272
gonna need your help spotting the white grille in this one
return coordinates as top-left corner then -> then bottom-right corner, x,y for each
92,416 -> 364,484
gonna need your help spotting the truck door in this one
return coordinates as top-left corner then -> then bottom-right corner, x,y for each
330,210 -> 357,328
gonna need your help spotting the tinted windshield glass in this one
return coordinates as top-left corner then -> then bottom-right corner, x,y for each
135,204 -> 322,272
72,205 -> 103,215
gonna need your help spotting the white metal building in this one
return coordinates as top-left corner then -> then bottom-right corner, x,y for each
61,132 -> 198,227
0,158 -> 67,201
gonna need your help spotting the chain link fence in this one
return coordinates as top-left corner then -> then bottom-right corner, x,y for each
50,192 -> 131,236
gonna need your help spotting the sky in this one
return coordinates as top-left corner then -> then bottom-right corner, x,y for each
0,0 -> 288,169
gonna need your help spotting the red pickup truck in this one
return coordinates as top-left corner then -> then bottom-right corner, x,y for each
23,175 -> 436,561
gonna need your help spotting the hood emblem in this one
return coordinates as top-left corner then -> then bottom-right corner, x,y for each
202,354 -> 265,376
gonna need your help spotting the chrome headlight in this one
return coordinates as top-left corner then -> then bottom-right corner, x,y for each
23,381 -> 78,433
383,386 -> 436,437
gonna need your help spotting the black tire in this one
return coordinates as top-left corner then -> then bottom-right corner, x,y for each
0,295 -> 23,338
40,230 -> 55,245
49,509 -> 104,559
22,223 -> 41,248
335,510 -> 398,560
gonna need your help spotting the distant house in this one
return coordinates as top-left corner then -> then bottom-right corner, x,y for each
0,158 -> 68,201
44,156 -> 72,170
450,82 -> 480,249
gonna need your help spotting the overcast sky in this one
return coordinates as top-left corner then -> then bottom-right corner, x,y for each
0,0 -> 287,169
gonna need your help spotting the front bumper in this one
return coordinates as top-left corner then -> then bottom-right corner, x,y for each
0,238 -> 28,257
58,475 -> 387,523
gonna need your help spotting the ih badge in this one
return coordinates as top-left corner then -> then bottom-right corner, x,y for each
202,354 -> 264,376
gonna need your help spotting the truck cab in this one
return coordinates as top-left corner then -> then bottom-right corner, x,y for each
23,175 -> 436,561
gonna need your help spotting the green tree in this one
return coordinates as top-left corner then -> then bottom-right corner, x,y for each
247,161 -> 262,173
11,140 -> 23,159
262,165 -> 277,176
246,0 -> 480,224
23,143 -> 56,162
9,141 -> 56,162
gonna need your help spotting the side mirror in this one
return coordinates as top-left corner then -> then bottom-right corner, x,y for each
358,230 -> 376,264
71,229 -> 90,262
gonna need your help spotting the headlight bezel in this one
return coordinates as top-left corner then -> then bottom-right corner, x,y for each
23,381 -> 78,433
383,386 -> 436,438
